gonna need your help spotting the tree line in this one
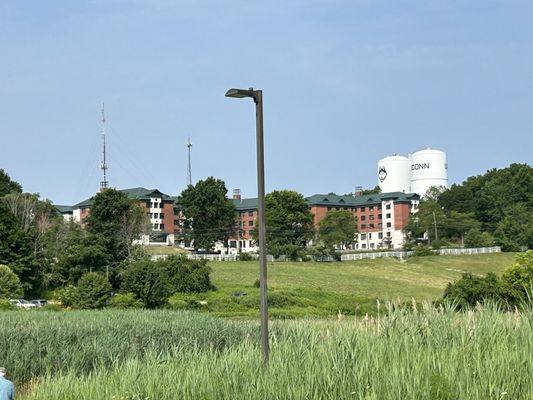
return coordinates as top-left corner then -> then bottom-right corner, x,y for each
0,169 -> 212,307
404,163 -> 533,251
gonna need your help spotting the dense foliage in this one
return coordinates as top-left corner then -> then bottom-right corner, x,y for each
178,177 -> 237,251
317,209 -> 357,249
438,163 -> 533,251
259,190 -> 314,259
442,250 -> 533,309
121,255 -> 213,308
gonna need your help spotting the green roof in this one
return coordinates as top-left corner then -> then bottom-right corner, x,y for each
55,205 -> 73,214
231,191 -> 419,211
305,192 -> 419,207
73,187 -> 172,209
233,198 -> 258,210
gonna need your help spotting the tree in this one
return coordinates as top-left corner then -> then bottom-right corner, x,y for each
318,209 -> 357,249
464,228 -> 494,248
121,258 -> 170,308
404,200 -> 445,246
258,190 -> 314,259
178,177 -> 237,251
494,204 -> 533,251
501,250 -> 533,305
121,255 -> 213,308
86,189 -> 146,265
0,264 -> 23,299
163,255 -> 214,293
0,169 -> 22,196
73,272 -> 112,309
441,211 -> 480,247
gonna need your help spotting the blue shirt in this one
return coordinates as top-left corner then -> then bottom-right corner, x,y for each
0,377 -> 14,400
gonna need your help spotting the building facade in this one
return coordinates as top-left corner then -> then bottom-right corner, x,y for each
222,191 -> 419,253
69,187 -> 176,245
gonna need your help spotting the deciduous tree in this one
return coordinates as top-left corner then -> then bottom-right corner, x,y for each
178,177 -> 237,251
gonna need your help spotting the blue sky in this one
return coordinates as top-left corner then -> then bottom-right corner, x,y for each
1,0 -> 532,205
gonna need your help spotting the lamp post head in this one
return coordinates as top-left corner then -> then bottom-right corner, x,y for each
225,87 -> 261,104
225,87 -> 254,98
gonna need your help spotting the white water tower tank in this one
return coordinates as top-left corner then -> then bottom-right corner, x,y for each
409,148 -> 448,196
377,155 -> 411,193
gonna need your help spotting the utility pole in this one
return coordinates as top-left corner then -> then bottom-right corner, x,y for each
432,211 -> 438,241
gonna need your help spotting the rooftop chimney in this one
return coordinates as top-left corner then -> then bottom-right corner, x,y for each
354,186 -> 363,197
233,189 -> 241,200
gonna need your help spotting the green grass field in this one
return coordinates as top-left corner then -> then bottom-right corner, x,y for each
175,253 -> 517,317
4,305 -> 531,400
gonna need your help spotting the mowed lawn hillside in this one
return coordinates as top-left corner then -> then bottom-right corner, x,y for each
175,253 -> 517,317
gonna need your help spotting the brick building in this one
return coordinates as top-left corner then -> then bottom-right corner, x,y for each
69,187 -> 176,245
223,191 -> 420,253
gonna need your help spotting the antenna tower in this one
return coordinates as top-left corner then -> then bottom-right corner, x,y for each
186,137 -> 192,186
100,104 -> 109,191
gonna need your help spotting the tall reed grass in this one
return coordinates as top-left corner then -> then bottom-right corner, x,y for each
3,304 -> 532,399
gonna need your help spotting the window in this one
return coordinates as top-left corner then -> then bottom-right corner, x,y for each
370,243 -> 375,249
386,213 -> 391,219
386,204 -> 391,210
248,220 -> 254,227
378,232 -> 383,239
230,241 -> 237,248
369,215 -> 374,220
160,224 -> 164,230
369,224 -> 374,228
249,240 -> 253,247
160,213 -> 164,219
361,224 -> 366,229
362,243 -> 367,249
378,223 -> 382,228
368,233 -> 372,239
378,214 -> 382,219
387,231 -> 392,237
248,211 -> 254,216
360,207 -> 366,212
386,222 -> 391,228
369,206 -> 374,211
360,233 -> 367,240
361,216 -> 366,221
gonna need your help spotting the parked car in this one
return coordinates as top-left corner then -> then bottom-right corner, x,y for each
31,299 -> 48,307
9,299 -> 37,309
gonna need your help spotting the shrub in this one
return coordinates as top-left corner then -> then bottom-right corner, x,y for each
464,228 -> 494,248
163,255 -> 214,293
443,272 -> 502,309
238,252 -> 253,261
121,255 -> 214,308
0,264 -> 23,299
501,250 -> 533,305
121,258 -> 169,308
412,245 -> 435,257
0,299 -> 16,310
53,285 -> 78,308
73,272 -> 112,309
108,292 -> 143,309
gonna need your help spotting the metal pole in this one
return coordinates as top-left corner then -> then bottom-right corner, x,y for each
253,90 -> 269,364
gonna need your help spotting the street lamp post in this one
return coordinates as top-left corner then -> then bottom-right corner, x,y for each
225,87 -> 269,364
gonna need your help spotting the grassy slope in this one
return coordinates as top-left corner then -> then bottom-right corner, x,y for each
182,252 -> 517,317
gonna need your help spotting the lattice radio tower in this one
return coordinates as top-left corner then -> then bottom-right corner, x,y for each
100,104 -> 109,191
186,137 -> 193,186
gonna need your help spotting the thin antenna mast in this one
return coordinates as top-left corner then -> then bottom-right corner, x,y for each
100,104 -> 109,191
186,137 -> 192,186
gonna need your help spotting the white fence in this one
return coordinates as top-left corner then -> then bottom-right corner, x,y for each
177,246 -> 501,262
341,246 -> 501,261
